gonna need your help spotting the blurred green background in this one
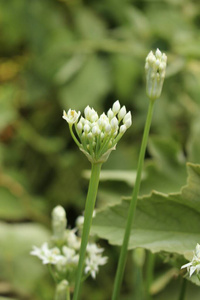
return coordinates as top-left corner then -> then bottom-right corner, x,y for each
1,0 -> 200,299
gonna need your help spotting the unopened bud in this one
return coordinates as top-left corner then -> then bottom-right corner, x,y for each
52,206 -> 67,241
112,100 -> 121,114
145,48 -> 167,100
118,106 -> 126,120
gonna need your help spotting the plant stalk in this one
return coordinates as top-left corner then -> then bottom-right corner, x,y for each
178,278 -> 187,300
73,162 -> 102,300
145,251 -> 155,300
111,99 -> 155,300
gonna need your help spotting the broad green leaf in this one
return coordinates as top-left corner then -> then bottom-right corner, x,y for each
92,163 -> 200,259
140,136 -> 187,195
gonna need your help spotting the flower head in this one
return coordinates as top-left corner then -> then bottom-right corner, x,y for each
63,101 -> 132,163
145,48 -> 167,101
181,243 -> 200,277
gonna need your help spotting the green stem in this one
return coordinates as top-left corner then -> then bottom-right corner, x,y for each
72,163 -> 102,300
69,125 -> 81,148
66,286 -> 71,300
178,278 -> 187,300
111,100 -> 155,300
145,251 -> 155,300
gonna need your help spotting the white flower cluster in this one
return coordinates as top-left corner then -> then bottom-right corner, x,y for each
145,48 -> 167,100
181,243 -> 200,277
63,101 -> 132,163
31,207 -> 107,283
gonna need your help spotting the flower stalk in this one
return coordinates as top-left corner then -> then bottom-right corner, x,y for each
111,48 -> 167,300
72,162 -> 102,300
111,99 -> 155,300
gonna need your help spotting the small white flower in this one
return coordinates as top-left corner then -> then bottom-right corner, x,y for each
66,230 -> 81,250
30,242 -> 49,260
63,109 -> 80,124
31,243 -> 64,265
87,243 -> 104,255
76,215 -> 84,228
62,246 -> 79,265
85,254 -> 108,279
181,243 -> 200,277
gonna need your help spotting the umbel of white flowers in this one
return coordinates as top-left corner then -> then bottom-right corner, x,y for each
181,243 -> 200,277
62,101 -> 132,163
30,206 -> 108,281
145,48 -> 167,101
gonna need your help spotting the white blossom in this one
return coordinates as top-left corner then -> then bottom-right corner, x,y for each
66,230 -> 81,250
62,246 -> 79,265
63,109 -> 80,124
85,254 -> 108,279
181,244 -> 200,277
30,243 -> 64,265
86,243 -> 104,255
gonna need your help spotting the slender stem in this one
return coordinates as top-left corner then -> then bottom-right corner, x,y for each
111,100 -> 155,300
66,286 -> 71,300
73,163 -> 102,300
145,251 -> 155,299
178,278 -> 187,300
69,125 -> 81,148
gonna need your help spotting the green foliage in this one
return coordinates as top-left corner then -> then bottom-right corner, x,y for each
92,163 -> 200,259
1,0 -> 200,298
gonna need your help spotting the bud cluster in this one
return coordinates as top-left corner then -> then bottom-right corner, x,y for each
63,101 -> 132,163
31,206 -> 107,286
145,48 -> 167,101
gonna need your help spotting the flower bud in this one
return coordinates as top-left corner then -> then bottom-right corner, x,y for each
123,112 -> 131,124
55,280 -> 69,300
111,117 -> 118,130
107,108 -> 114,119
112,100 -> 121,114
145,48 -> 167,100
118,106 -> 126,120
120,124 -> 127,134
84,124 -> 90,133
124,118 -> 132,128
77,122 -> 83,133
52,206 -> 67,241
